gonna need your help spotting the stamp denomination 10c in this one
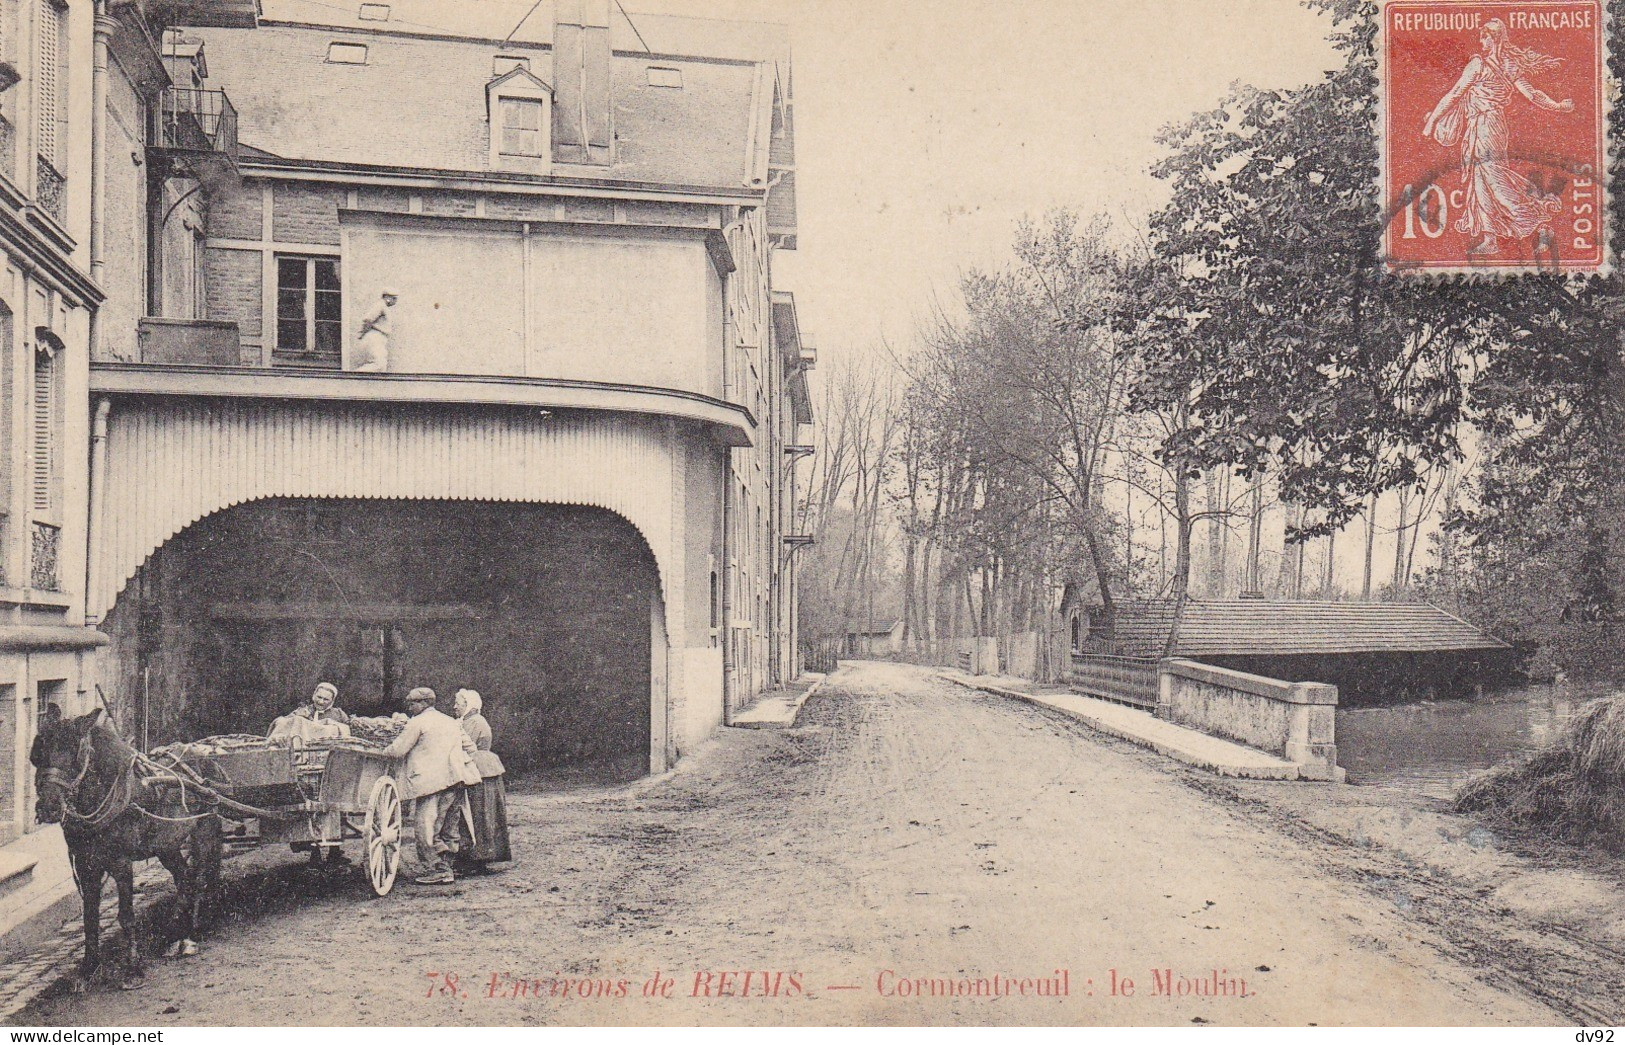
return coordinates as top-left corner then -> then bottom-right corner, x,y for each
1381,0 -> 1608,274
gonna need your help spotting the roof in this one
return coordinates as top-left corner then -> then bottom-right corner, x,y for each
188,22 -> 766,191
846,617 -> 898,636
1089,600 -> 1510,659
253,1 -> 791,62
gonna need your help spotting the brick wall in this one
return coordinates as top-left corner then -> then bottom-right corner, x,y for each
270,183 -> 343,245
355,186 -> 411,213
422,192 -> 478,217
624,200 -> 712,227
208,181 -> 263,240
487,195 -> 562,221
203,248 -> 262,339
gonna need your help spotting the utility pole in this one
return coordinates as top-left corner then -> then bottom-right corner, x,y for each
1245,478 -> 1264,593
1362,491 -> 1377,599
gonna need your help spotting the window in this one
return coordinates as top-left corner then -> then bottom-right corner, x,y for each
646,65 -> 682,88
36,0 -> 65,166
492,55 -> 529,76
326,42 -> 368,64
357,3 -> 390,20
498,97 -> 544,157
31,342 -> 52,513
275,255 -> 342,362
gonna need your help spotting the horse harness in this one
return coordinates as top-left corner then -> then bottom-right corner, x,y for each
40,734 -> 214,830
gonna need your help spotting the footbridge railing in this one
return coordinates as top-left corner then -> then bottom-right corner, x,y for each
1065,653 -> 1160,710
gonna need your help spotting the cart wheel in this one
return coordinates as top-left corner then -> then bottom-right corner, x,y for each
362,775 -> 402,897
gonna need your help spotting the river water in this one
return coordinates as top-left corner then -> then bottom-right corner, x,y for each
1335,682 -> 1620,800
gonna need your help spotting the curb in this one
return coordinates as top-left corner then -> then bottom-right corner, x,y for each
729,671 -> 829,730
938,672 -> 1301,781
786,673 -> 828,725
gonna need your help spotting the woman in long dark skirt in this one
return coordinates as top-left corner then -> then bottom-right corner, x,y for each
453,688 -> 512,872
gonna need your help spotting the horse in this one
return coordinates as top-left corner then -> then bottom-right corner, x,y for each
31,708 -> 223,991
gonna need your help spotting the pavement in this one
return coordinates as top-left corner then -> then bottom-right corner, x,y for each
0,859 -> 176,1020
730,672 -> 825,728
938,671 -> 1303,780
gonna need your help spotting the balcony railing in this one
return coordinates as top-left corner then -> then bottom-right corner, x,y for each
151,87 -> 239,172
35,155 -> 64,223
31,521 -> 60,592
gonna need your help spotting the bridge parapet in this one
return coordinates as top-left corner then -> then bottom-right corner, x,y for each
1157,658 -> 1342,781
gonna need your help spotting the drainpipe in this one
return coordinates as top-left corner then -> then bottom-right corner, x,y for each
84,397 -> 111,626
90,2 -> 113,296
77,397 -> 110,717
78,6 -> 113,714
720,469 -> 733,726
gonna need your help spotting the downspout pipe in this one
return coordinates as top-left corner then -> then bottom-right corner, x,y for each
90,2 -> 113,295
80,5 -> 114,713
84,397 -> 111,627
79,396 -> 111,716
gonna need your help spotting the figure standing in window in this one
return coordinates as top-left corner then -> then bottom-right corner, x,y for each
1422,19 -> 1575,256
353,287 -> 398,372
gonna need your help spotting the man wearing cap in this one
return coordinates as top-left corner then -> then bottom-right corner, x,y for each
380,687 -> 481,884
353,287 -> 398,372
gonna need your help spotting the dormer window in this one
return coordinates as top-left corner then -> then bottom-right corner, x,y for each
499,98 -> 544,157
485,65 -> 552,173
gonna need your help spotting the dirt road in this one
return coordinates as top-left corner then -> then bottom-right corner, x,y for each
9,662 -> 1592,1025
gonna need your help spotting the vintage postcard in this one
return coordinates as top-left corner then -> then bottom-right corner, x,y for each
0,0 -> 1620,1033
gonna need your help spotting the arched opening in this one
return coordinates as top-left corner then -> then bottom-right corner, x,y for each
102,498 -> 661,780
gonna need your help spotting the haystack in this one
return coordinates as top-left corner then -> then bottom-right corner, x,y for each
1455,695 -> 1625,849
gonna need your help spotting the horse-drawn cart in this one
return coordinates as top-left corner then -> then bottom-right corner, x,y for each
153,737 -> 406,896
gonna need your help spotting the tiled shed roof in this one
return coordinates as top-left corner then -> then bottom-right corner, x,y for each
1096,600 -> 1508,659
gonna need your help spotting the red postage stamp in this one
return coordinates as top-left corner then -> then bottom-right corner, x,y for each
1381,0 -> 1608,274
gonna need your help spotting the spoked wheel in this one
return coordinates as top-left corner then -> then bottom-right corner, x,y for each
362,775 -> 402,896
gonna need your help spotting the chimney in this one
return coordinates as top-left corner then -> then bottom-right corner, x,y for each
553,0 -> 614,165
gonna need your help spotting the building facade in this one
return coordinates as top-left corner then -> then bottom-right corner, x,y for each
0,0 -> 107,848
79,0 -> 812,780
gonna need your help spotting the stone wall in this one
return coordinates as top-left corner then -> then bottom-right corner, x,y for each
1158,659 -> 1341,781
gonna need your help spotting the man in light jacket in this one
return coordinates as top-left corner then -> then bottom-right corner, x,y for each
380,686 -> 481,884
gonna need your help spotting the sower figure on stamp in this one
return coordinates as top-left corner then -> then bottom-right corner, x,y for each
1422,18 -> 1575,256
379,687 -> 480,885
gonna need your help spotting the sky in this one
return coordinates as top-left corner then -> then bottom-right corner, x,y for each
626,0 -> 1345,372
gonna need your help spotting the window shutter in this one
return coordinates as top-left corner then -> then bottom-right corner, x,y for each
36,1 -> 62,164
32,349 -> 51,513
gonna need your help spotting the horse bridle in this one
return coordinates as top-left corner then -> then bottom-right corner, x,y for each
39,734 -> 137,829
36,734 -> 94,807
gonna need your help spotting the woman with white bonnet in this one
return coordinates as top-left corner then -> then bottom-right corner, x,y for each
453,688 -> 511,872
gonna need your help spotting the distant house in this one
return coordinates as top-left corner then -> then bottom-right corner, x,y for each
1060,593 -> 1517,702
845,617 -> 904,657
